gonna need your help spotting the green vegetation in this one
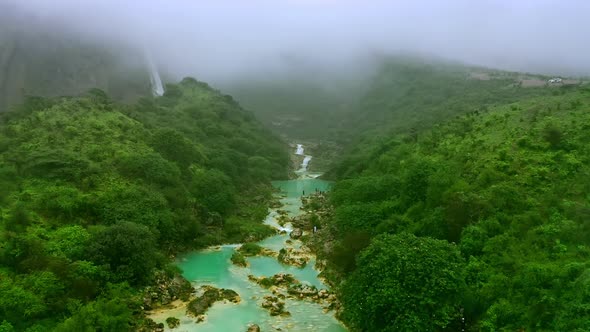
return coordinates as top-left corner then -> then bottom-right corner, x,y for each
328,58 -> 552,178
230,252 -> 247,267
0,78 -> 288,330
165,317 -> 180,329
323,77 -> 590,330
341,233 -> 465,331
238,242 -> 263,256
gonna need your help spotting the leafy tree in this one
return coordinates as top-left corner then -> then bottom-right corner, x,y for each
54,284 -> 136,332
189,168 -> 235,216
86,222 -> 159,285
340,233 -> 465,331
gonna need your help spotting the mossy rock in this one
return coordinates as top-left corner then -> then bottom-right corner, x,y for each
231,252 -> 248,267
239,243 -> 263,256
187,286 -> 241,316
166,317 -> 180,329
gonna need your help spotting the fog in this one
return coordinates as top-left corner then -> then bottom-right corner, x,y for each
4,0 -> 590,82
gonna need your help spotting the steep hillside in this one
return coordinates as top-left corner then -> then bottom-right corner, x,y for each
326,58 -> 568,178
0,79 -> 289,330
315,84 -> 590,331
0,7 -> 151,112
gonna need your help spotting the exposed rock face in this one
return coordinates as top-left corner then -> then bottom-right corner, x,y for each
187,286 -> 241,317
290,228 -> 303,239
0,5 -> 166,114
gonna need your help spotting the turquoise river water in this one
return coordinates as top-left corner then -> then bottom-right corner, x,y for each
150,145 -> 347,331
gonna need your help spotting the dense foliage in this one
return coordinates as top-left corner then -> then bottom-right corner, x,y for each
340,233 -> 465,331
327,58 -> 552,179
0,78 -> 289,330
326,81 -> 590,330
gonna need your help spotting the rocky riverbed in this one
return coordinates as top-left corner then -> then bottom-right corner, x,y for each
143,144 -> 346,331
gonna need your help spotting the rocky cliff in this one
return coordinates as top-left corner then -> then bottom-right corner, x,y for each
0,6 -> 151,111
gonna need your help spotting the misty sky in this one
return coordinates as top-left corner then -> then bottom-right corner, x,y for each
5,0 -> 590,81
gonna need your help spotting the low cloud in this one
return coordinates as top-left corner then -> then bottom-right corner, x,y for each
4,0 -> 590,82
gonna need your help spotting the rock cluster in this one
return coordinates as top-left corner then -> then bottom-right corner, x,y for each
137,318 -> 165,332
238,243 -> 278,258
261,295 -> 290,316
290,228 -> 303,239
187,286 -> 241,317
277,247 -> 311,268
247,272 -> 340,313
142,271 -> 194,310
286,285 -> 339,312
276,209 -> 291,226
248,273 -> 297,289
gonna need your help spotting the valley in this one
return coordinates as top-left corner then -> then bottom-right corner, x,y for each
1,3 -> 590,330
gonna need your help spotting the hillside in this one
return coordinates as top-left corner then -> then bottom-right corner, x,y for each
0,6 -> 151,112
0,79 -> 289,331
313,82 -> 590,330
226,75 -> 367,140
326,58 -> 578,178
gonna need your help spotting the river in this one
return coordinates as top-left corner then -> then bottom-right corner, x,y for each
150,144 -> 347,331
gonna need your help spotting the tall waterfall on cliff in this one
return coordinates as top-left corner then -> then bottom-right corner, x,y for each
146,53 -> 164,96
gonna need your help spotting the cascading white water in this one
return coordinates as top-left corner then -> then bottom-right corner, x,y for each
296,144 -> 304,155
300,155 -> 312,172
295,143 -> 312,173
146,53 -> 164,96
295,144 -> 311,174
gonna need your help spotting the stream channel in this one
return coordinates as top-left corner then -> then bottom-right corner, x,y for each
150,144 -> 347,331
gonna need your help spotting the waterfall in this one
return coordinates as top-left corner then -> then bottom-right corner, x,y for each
296,144 -> 304,155
146,53 -> 164,96
301,156 -> 312,172
295,143 -> 312,173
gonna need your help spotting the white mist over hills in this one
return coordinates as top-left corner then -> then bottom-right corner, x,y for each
3,0 -> 590,83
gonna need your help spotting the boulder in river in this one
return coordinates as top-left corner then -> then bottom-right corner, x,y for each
187,286 -> 241,316
221,288 -> 241,303
261,295 -> 290,316
277,247 -> 311,268
247,323 -> 261,332
249,273 -> 298,289
290,228 -> 303,239
165,317 -> 180,329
